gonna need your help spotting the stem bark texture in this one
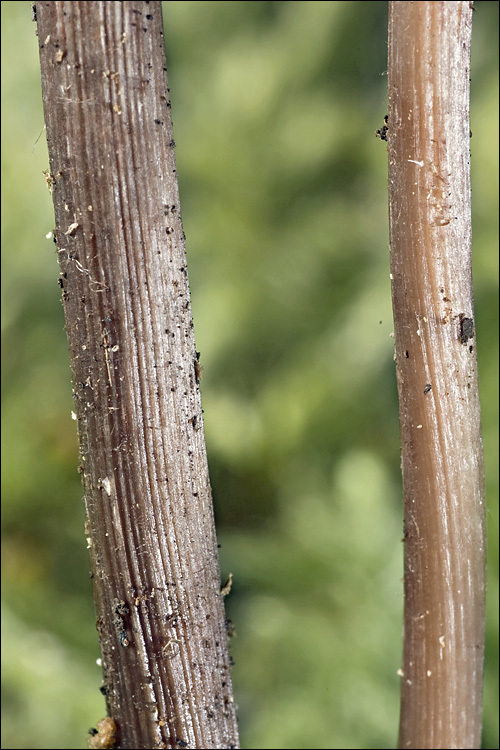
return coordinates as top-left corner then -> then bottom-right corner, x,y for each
388,3 -> 486,748
36,3 -> 239,748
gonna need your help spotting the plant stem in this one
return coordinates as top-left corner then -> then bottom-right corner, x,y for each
387,2 -> 486,747
36,3 -> 239,748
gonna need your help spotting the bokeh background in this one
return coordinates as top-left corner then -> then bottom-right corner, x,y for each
1,2 -> 498,748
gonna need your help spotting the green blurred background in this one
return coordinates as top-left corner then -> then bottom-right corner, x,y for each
1,2 -> 498,748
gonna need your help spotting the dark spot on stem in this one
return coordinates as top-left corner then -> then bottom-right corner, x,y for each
375,115 -> 389,141
459,314 -> 474,345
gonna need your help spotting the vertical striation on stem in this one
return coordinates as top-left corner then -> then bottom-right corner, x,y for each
388,2 -> 486,748
36,3 -> 239,748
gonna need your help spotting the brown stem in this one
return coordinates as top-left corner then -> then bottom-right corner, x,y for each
36,3 -> 239,748
388,2 -> 486,748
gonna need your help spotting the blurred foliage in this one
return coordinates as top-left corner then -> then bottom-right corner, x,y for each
1,2 -> 498,748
